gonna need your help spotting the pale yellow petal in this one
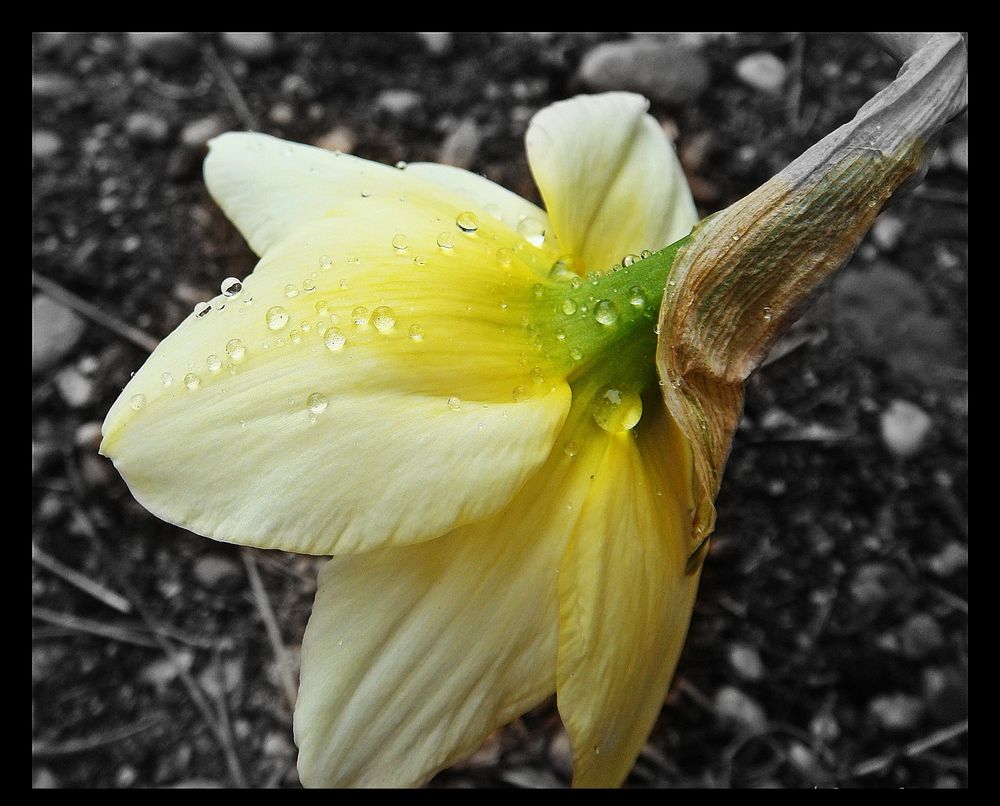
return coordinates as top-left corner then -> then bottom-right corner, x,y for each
101,181 -> 572,555
525,92 -> 698,273
295,399 -> 611,787
556,393 -> 700,787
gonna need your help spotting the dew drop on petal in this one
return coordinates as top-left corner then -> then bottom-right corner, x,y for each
408,324 -> 424,342
561,299 -> 577,315
628,287 -> 646,307
323,328 -> 346,352
194,301 -> 211,318
437,232 -> 455,249
456,211 -> 480,233
533,283 -> 544,298
226,338 -> 246,362
184,372 -> 202,390
130,394 -> 146,411
512,385 -> 528,402
622,254 -> 639,268
307,392 -> 328,414
594,299 -> 618,326
289,329 -> 302,344
447,396 -> 462,411
564,441 -> 578,458
496,247 -> 513,266
360,189 -> 372,198
371,305 -> 396,333
592,386 -> 643,432
351,306 -> 369,328
392,234 -> 409,252
302,278 -> 316,293
339,278 -> 349,290
395,160 -> 408,170
530,367 -> 545,384
284,284 -> 299,299
640,249 -> 653,259
206,354 -> 222,373
161,371 -> 173,388
413,255 -> 426,266
266,306 -> 289,330
319,255 -> 333,270
569,347 -> 583,361
315,300 -> 329,316
517,217 -> 545,247
221,277 -> 243,297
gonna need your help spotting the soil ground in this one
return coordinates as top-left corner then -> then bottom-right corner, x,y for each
32,32 -> 967,788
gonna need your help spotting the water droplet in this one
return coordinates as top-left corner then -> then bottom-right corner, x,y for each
130,393 -> 146,410
307,392 -> 328,414
221,277 -> 243,297
315,300 -> 329,316
413,255 -> 426,266
496,247 -> 513,266
548,261 -> 575,283
161,371 -> 173,388
530,367 -> 545,384
339,278 -> 349,290
564,441 -> 578,458
184,372 -> 202,390
243,295 -> 254,305
226,338 -> 246,362
351,306 -> 369,328
555,329 -> 566,341
622,254 -> 639,268
289,329 -> 302,344
512,385 -> 528,402
569,347 -> 583,361
324,328 -> 346,352
395,160 -> 408,170
628,287 -> 645,307
654,323 -> 662,335
763,306 -> 773,322
732,232 -> 741,241
485,203 -> 503,220
392,234 -> 409,252
561,299 -> 577,315
532,283 -> 544,299
594,299 -> 618,326
592,386 -> 643,432
408,324 -> 424,342
319,254 -> 333,270
447,396 -> 462,411
360,189 -> 372,198
206,354 -> 222,373
284,284 -> 299,299
266,306 -> 289,330
641,249 -> 653,259
456,211 -> 480,233
436,232 -> 455,249
194,301 -> 211,318
302,278 -> 316,293
239,419 -> 247,429
371,305 -> 396,333
517,217 -> 545,247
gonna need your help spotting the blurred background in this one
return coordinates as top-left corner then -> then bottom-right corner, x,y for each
32,32 -> 967,788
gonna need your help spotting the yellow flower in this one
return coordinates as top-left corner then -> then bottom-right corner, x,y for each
101,92 -> 701,787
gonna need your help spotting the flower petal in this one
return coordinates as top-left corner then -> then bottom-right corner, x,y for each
525,92 -> 698,273
295,400 -> 612,787
101,164 -> 572,555
556,393 -> 701,787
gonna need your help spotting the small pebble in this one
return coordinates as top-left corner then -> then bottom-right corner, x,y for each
54,367 -> 97,408
74,421 -> 104,450
922,667 -> 968,723
949,134 -> 968,173
314,125 -> 357,154
880,399 -> 933,458
898,613 -> 945,659
728,643 -> 765,682
735,52 -> 788,95
192,554 -> 243,587
868,692 -> 924,731
220,32 -> 277,62
577,38 -> 710,105
32,295 -> 87,375
871,213 -> 907,252
180,116 -> 227,151
375,89 -> 422,117
417,31 -> 452,55
125,111 -> 170,145
126,32 -> 198,68
268,102 -> 294,126
714,686 -> 768,734
32,130 -> 63,162
927,542 -> 968,577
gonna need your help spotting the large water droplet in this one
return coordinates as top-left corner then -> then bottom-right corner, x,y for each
302,278 -> 316,293
456,211 -> 480,233
130,393 -> 146,411
408,324 -> 424,342
395,160 -> 408,170
371,305 -> 396,333
351,306 -> 369,328
307,392 -> 328,414
289,329 -> 302,344
266,306 -> 289,330
640,249 -> 652,259
622,254 -> 639,268
628,287 -> 645,307
319,254 -> 333,270
512,385 -> 528,402
594,299 -> 618,326
194,301 -> 212,318
221,277 -> 243,297
561,299 -> 577,315
184,372 -> 202,390
564,441 -> 578,458
517,217 -> 545,247
392,234 -> 409,252
226,338 -> 246,362
437,232 -> 455,249
161,371 -> 173,388
447,396 -> 462,411
315,300 -> 329,316
324,328 -> 346,352
592,386 -> 642,432
284,284 -> 299,299
206,354 -> 222,373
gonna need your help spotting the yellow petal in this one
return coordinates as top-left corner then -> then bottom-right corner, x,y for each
525,92 -> 698,273
101,163 -> 572,555
295,399 -> 611,787
556,392 -> 700,787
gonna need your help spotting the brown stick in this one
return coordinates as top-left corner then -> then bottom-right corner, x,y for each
32,542 -> 132,614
